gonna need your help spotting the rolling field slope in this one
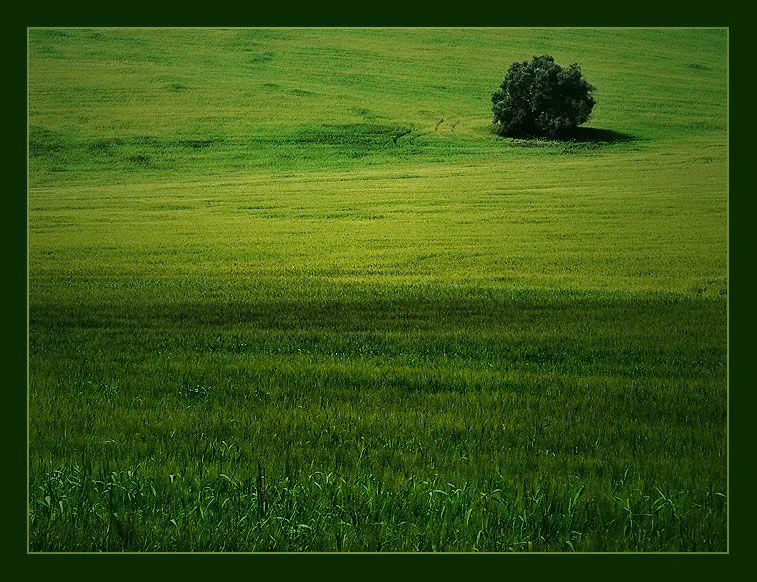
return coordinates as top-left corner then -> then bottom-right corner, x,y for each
28,28 -> 728,552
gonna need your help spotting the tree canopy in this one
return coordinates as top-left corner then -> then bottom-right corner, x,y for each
492,55 -> 595,139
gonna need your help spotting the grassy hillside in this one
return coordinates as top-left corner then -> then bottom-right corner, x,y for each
27,27 -> 728,552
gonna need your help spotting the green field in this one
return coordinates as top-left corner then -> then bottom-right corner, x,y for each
27,27 -> 728,552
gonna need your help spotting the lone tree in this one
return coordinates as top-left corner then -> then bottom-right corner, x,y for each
491,55 -> 595,139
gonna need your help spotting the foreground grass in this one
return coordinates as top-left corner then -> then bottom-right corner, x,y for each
28,27 -> 728,552
29,286 -> 727,552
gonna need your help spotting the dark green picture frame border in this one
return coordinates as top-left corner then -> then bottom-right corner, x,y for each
8,1 -> 750,578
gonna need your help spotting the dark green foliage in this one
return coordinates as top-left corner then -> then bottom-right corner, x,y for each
492,55 -> 596,139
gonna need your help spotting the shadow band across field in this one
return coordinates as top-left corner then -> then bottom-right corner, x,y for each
30,291 -> 727,381
30,291 -> 722,332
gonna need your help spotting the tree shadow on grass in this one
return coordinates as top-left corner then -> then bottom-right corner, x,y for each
562,127 -> 637,143
503,127 -> 638,149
